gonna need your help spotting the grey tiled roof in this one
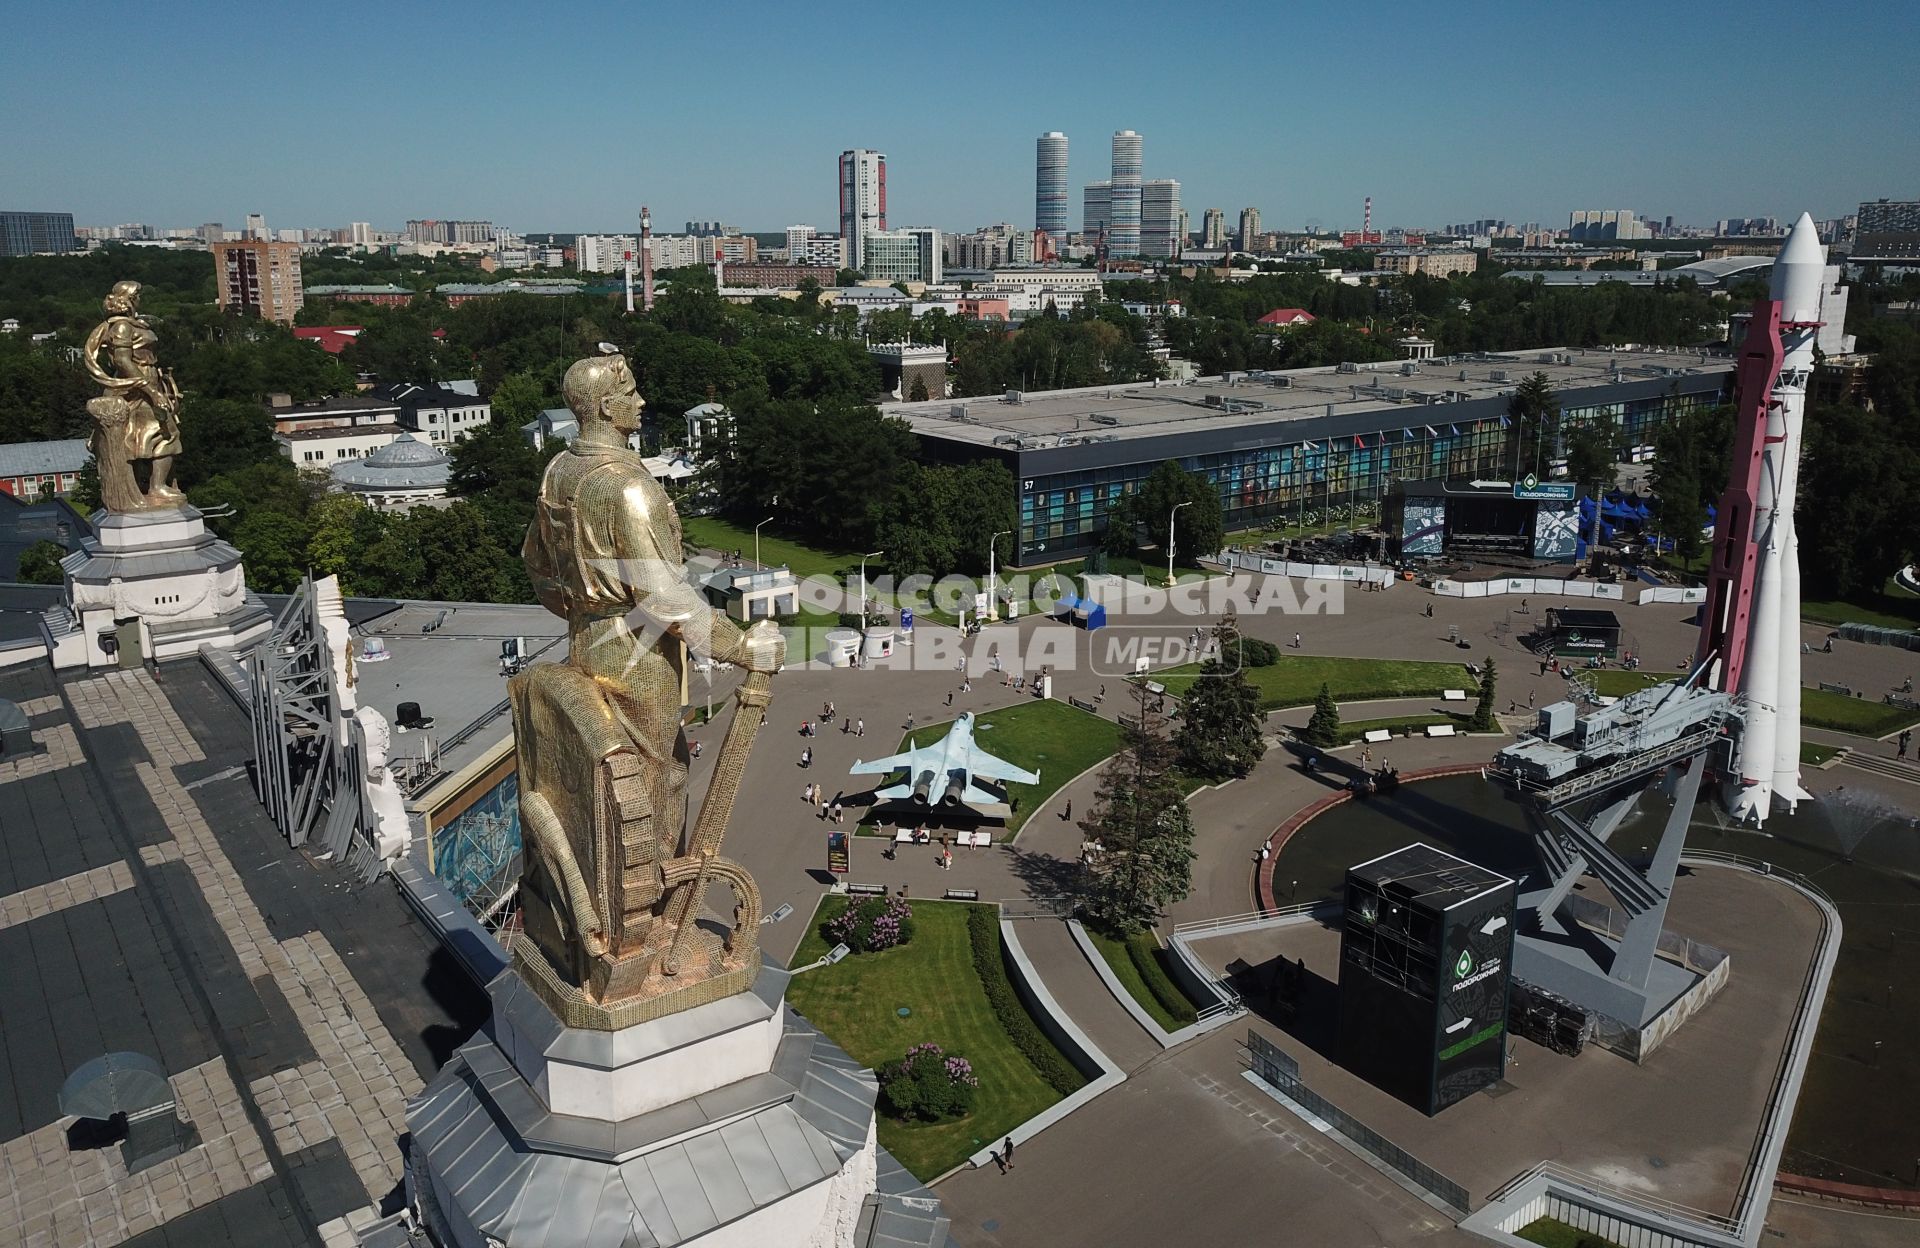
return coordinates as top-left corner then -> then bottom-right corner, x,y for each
0,439 -> 90,478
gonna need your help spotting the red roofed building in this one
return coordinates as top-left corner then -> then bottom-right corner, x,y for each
1257,307 -> 1315,328
293,326 -> 364,354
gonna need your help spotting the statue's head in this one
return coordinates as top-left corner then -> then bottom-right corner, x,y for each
103,281 -> 142,316
563,351 -> 644,434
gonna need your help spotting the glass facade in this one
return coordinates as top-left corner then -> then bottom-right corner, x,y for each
1015,385 -> 1724,562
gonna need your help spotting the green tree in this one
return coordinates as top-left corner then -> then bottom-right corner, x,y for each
1103,460 -> 1223,566
16,539 -> 66,585
486,370 -> 550,429
1469,660 -> 1498,731
1081,684 -> 1196,932
175,396 -> 279,489
908,375 -> 930,402
1302,682 -> 1342,748
1506,372 -> 1560,480
305,493 -> 374,591
230,508 -> 308,593
1174,617 -> 1267,780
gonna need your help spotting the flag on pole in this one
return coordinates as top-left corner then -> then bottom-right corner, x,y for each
1354,435 -> 1368,449
1449,424 -> 1461,435
1425,425 -> 1439,436
1403,427 -> 1415,439
1500,414 -> 1512,427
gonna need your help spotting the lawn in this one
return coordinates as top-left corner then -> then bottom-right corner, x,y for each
859,699 -> 1124,836
1331,712 -> 1467,745
1801,577 -> 1920,631
1516,1217 -> 1624,1248
1801,742 -> 1839,766
1030,554 -> 1217,586
682,515 -> 863,582
785,899 -> 1076,1180
1801,688 -> 1920,737
1576,671 -> 1920,739
1083,925 -> 1201,1032
1158,654 -> 1477,710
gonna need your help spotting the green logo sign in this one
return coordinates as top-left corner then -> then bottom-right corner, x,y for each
1523,473 -> 1539,490
1454,950 -> 1474,980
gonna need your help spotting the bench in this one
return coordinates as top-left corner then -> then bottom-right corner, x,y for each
1362,729 -> 1393,744
894,829 -> 918,843
846,882 -> 888,897
1441,689 -> 1468,701
944,888 -> 980,901
1425,724 -> 1457,737
967,830 -> 992,847
1818,681 -> 1854,696
1068,696 -> 1099,713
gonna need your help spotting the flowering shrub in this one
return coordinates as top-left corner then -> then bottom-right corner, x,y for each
879,1042 -> 980,1122
825,896 -> 915,953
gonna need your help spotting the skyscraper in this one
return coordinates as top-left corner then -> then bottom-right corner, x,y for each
838,148 -> 887,273
1238,207 -> 1262,252
1083,180 -> 1111,241
1036,132 -> 1069,243
0,211 -> 77,256
1202,208 -> 1227,249
245,212 -> 267,241
211,238 -> 304,324
1141,179 -> 1182,258
1107,130 -> 1143,257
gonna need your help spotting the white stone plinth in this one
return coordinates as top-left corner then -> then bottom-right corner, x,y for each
42,506 -> 272,669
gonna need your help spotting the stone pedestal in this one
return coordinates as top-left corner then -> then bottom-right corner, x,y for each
41,506 -> 272,669
404,961 -> 948,1248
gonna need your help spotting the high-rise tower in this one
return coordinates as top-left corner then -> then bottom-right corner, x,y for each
1107,130 -> 1143,258
1142,179 -> 1182,258
1202,208 -> 1227,249
1036,132 -> 1068,243
838,148 -> 887,273
1083,180 -> 1111,242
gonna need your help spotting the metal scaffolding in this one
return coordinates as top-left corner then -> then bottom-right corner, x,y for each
249,575 -> 382,879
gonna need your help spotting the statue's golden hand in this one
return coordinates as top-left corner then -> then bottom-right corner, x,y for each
739,619 -> 785,674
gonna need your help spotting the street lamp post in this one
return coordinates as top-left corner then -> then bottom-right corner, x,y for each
988,529 -> 1012,621
753,515 -> 774,570
1165,501 -> 1193,588
859,550 -> 884,633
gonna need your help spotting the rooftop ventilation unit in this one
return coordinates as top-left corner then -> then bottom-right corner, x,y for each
1537,353 -> 1558,364
1337,361 -> 1360,374
1400,361 -> 1419,376
949,404 -> 969,421
1269,375 -> 1292,388
1489,370 -> 1510,382
1004,389 -> 1023,404
1088,413 -> 1120,426
1458,369 -> 1470,381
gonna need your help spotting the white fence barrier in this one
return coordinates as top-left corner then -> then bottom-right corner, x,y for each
1217,550 -> 1395,586
1637,586 -> 1709,605
1431,576 -> 1626,601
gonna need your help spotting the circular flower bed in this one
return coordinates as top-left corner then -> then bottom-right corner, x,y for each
879,1042 -> 979,1122
825,895 -> 915,952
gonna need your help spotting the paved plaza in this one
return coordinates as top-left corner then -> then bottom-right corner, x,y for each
0,559 -> 1912,1246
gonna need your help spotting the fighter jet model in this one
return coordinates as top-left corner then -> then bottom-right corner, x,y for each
850,712 -> 1039,815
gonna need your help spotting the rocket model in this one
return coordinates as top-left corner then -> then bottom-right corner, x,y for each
1722,212 -> 1824,823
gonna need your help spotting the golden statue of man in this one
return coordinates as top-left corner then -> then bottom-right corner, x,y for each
83,281 -> 187,512
511,351 -> 781,1022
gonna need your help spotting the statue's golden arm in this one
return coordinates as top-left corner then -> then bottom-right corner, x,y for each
520,791 -> 608,957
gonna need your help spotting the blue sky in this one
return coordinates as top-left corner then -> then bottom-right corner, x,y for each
4,0 -> 1914,235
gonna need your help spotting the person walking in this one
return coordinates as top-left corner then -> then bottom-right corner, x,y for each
905,715 -> 915,731
946,690 -> 954,706
1293,632 -> 1302,649
1003,1136 -> 1015,1171
1900,729 -> 1912,759
801,747 -> 812,769
842,716 -> 851,734
1061,799 -> 1072,821
856,717 -> 865,736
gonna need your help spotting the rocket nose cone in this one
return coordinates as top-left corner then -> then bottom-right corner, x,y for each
1769,212 -> 1825,321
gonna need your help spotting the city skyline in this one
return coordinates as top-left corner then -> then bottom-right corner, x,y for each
3,0 -> 1916,234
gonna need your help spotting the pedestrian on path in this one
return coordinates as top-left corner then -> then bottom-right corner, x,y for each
1003,1136 -> 1015,1170
906,715 -> 915,731
1293,632 -> 1302,649
856,717 -> 865,736
946,691 -> 954,706
800,747 -> 812,768
842,717 -> 850,734
1900,729 -> 1912,759
1061,800 -> 1072,821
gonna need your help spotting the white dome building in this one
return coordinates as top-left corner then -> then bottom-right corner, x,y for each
330,432 -> 451,510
